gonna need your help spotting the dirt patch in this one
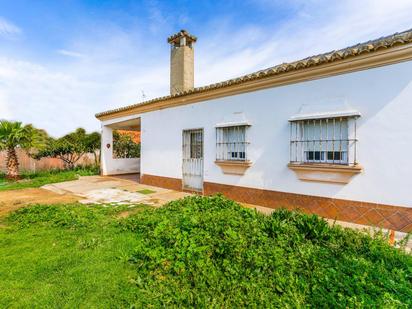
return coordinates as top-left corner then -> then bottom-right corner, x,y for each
117,211 -> 131,218
116,206 -> 147,219
0,188 -> 79,217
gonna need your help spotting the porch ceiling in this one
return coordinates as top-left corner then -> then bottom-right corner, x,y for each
108,118 -> 141,130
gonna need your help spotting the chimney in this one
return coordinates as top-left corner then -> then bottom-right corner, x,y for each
167,30 -> 197,95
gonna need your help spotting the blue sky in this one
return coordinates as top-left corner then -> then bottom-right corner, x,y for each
0,0 -> 411,136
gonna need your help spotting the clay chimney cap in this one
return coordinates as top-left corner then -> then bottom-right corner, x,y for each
167,30 -> 197,44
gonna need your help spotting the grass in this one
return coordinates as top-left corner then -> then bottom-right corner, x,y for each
137,188 -> 156,195
0,203 -> 150,308
0,166 -> 99,191
0,195 -> 411,307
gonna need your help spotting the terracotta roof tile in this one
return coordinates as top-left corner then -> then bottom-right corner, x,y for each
96,28 -> 412,118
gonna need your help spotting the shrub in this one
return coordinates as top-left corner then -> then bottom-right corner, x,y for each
34,128 -> 101,169
113,131 -> 140,158
122,195 -> 412,308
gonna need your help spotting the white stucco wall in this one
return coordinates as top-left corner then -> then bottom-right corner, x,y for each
136,60 -> 412,208
100,60 -> 412,206
101,125 -> 140,175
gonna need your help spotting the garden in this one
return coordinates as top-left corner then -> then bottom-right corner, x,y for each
0,120 -> 139,190
1,120 -> 411,307
0,195 -> 411,307
0,166 -> 99,191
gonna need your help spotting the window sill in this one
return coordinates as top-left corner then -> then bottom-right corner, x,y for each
288,163 -> 362,184
215,160 -> 252,175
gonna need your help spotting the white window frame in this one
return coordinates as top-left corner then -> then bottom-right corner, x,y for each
289,116 -> 359,166
216,125 -> 250,162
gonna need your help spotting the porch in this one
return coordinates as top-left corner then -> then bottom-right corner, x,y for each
101,117 -> 141,176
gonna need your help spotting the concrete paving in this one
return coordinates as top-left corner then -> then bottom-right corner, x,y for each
42,175 -> 190,206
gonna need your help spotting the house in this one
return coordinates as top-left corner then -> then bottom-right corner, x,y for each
96,29 -> 412,232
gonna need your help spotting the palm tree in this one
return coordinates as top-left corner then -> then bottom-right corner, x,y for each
0,120 -> 45,179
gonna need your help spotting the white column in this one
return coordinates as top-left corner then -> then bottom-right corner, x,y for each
101,125 -> 113,176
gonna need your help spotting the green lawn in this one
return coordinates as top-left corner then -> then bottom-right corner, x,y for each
0,203 -> 149,308
0,196 -> 411,307
0,166 -> 99,191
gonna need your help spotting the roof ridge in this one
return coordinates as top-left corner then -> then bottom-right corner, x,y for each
96,28 -> 412,118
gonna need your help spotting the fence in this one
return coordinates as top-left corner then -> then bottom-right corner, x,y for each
0,148 -> 96,173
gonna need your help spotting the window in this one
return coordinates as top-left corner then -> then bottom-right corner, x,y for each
216,125 -> 249,161
189,130 -> 203,159
289,117 -> 358,165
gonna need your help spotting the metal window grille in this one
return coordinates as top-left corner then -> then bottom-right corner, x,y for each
189,131 -> 203,159
216,125 -> 249,161
289,116 -> 358,165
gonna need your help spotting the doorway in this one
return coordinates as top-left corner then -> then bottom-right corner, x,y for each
182,129 -> 204,192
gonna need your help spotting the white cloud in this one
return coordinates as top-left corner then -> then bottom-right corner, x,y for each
0,92 -> 12,119
0,52 -> 168,137
0,57 -> 101,136
1,0 -> 412,136
147,0 -> 169,33
196,0 -> 412,85
0,17 -> 21,37
57,49 -> 86,59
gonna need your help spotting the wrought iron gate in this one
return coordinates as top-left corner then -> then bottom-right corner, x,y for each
182,129 -> 204,192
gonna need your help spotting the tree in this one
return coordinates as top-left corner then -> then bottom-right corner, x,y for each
35,128 -> 101,169
0,120 -> 46,179
113,131 -> 140,158
85,131 -> 101,166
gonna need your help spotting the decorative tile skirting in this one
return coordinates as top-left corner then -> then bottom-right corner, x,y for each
140,174 -> 412,232
140,174 -> 182,191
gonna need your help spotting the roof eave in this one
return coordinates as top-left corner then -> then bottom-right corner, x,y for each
96,29 -> 412,120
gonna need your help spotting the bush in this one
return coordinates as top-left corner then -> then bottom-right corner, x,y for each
122,195 -> 412,308
113,131 -> 140,158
